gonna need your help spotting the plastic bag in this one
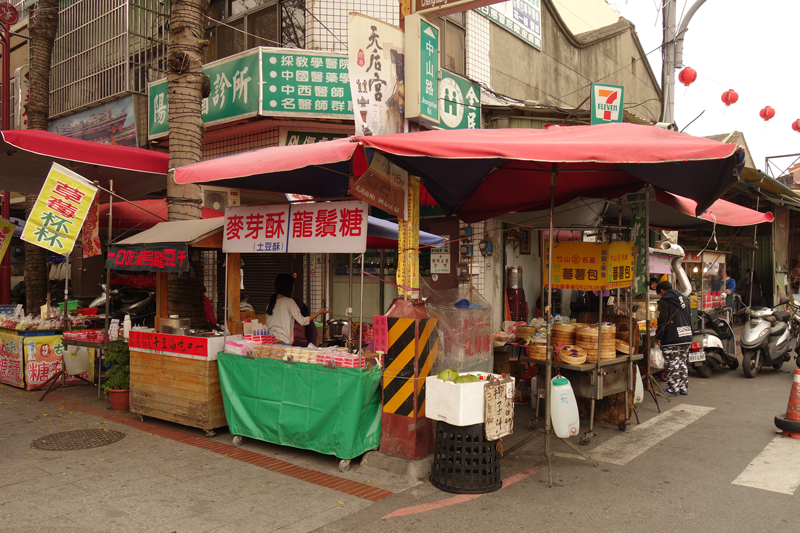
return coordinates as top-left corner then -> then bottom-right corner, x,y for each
650,344 -> 665,370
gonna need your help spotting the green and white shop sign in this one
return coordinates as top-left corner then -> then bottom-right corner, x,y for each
148,47 -> 353,140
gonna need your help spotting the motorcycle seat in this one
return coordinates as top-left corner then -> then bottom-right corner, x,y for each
769,321 -> 787,336
774,310 -> 791,323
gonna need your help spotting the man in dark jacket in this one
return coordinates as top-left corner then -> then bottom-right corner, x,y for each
655,281 -> 693,396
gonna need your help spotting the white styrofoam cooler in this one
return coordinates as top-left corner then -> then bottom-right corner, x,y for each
425,372 -> 515,426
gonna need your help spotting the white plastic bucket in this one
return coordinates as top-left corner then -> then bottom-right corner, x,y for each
550,376 -> 579,438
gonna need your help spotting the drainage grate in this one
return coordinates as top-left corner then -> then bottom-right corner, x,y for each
32,429 -> 126,451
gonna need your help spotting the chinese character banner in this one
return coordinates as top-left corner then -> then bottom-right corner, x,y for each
106,243 -> 190,272
262,49 -> 353,119
23,335 -> 94,390
21,163 -> 98,256
348,13 -> 405,136
81,194 -> 102,258
0,217 -> 15,264
543,241 -> 635,290
223,201 -> 368,254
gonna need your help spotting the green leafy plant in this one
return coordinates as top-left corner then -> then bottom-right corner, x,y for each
102,342 -> 130,392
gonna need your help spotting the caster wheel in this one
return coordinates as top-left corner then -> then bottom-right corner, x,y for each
137,414 -> 145,422
338,459 -> 351,472
579,434 -> 592,445
205,430 -> 217,438
618,420 -> 628,431
232,435 -> 243,447
528,420 -> 537,430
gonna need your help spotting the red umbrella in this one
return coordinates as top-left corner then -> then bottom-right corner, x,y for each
0,129 -> 168,200
174,123 -> 741,222
98,199 -> 223,231
652,189 -> 773,227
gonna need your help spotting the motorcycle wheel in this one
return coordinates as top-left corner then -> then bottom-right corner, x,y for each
695,361 -> 714,378
728,357 -> 740,370
742,350 -> 760,378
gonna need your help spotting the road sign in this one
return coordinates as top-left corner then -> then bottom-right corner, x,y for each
0,3 -> 18,25
405,13 -> 440,127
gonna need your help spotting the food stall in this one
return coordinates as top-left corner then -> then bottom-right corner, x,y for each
110,218 -> 240,437
216,200 -> 383,470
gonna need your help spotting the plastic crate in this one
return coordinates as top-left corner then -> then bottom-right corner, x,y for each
425,372 -> 514,427
57,300 -> 79,311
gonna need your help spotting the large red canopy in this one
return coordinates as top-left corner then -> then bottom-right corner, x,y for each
0,129 -> 168,200
174,123 -> 741,222
653,189 -> 774,227
99,199 -> 223,231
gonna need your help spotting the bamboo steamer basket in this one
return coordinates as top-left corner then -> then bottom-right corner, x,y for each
551,323 -> 576,345
556,345 -> 587,365
615,339 -> 631,354
526,344 -> 548,361
516,326 -> 537,342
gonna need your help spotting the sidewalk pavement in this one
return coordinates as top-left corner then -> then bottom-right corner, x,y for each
0,383 -> 424,533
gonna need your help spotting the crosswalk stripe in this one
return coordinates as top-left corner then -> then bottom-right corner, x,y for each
590,404 -> 715,466
732,435 -> 800,495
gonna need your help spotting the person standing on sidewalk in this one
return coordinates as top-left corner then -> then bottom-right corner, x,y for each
654,280 -> 693,396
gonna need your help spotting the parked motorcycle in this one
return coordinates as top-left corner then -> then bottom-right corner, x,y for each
739,296 -> 795,378
88,283 -> 156,326
689,303 -> 739,377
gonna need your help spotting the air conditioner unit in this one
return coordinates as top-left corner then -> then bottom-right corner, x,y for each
202,186 -> 241,211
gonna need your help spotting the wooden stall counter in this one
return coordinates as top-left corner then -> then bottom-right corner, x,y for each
128,331 -> 243,437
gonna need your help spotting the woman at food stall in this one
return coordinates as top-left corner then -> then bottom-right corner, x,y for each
265,273 -> 329,345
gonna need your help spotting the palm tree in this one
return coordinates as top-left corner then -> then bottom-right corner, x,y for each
166,0 -> 211,325
23,0 -> 59,313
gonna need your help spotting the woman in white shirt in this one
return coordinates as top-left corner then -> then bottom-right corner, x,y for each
265,273 -> 329,345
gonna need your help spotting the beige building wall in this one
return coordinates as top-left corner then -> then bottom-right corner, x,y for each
489,0 -> 662,122
551,0 -> 620,34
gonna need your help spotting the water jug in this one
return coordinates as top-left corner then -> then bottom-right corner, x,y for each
634,365 -> 644,404
550,376 -> 579,438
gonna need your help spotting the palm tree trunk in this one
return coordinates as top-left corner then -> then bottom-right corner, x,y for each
167,0 -> 210,322
23,0 -> 59,313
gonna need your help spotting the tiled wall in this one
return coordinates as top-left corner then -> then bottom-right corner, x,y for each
307,0 -> 399,52
466,10 -> 491,88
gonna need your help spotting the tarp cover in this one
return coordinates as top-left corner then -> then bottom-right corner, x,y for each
217,353 -> 382,459
0,130 -> 168,200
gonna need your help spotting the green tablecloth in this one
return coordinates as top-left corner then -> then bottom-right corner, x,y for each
217,352 -> 382,460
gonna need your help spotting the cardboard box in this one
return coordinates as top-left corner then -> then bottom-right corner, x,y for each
493,351 -> 511,374
426,372 -> 515,426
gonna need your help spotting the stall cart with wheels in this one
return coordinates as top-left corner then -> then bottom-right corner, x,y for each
217,352 -> 382,472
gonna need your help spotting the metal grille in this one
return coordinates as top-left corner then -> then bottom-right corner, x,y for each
32,429 -> 126,451
307,0 -> 397,52
202,250 -> 218,320
49,0 -> 169,119
202,127 -> 280,160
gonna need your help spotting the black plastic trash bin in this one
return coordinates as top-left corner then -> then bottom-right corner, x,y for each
430,421 -> 501,494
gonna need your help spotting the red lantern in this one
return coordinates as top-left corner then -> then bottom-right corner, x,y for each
759,106 -> 776,121
792,119 -> 800,133
721,89 -> 738,106
678,67 -> 697,87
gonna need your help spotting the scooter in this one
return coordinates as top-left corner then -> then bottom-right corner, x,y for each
689,303 -> 739,378
739,296 -> 794,378
88,283 -> 156,325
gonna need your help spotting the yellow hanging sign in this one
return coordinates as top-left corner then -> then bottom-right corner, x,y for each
0,217 -> 15,263
21,163 -> 98,256
543,241 -> 635,290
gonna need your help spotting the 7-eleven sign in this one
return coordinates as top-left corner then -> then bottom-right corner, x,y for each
591,83 -> 624,124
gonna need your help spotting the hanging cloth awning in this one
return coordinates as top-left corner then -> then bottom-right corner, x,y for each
0,129 -> 168,200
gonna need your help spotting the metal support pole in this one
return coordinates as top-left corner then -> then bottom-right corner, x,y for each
545,166 -> 557,487
749,198 -> 760,308
0,20 -> 11,305
359,252 -> 364,363
347,253 -> 353,351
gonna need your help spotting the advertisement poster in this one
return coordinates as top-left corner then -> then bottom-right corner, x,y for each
49,95 -> 137,146
476,0 -> 542,51
106,243 -> 189,272
23,335 -> 94,390
0,217 -> 15,264
0,332 -> 23,388
544,241 -> 635,290
628,192 -> 648,295
22,163 -> 99,256
350,152 -> 408,219
431,235 -> 451,274
82,194 -> 102,258
223,201 -> 368,254
348,13 -> 405,136
607,241 -> 636,289
591,83 -> 624,124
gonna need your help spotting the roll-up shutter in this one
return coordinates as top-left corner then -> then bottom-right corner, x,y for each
240,253 -> 296,314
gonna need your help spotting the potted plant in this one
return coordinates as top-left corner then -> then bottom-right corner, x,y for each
102,342 -> 130,412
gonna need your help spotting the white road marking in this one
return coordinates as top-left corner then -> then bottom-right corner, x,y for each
590,404 -> 715,465
732,435 -> 800,495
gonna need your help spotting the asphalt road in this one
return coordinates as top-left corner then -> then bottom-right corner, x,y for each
3,334 -> 799,532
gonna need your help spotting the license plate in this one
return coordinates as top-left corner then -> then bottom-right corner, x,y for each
689,351 -> 706,363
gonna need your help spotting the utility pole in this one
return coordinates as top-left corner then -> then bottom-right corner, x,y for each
660,0 -> 708,126
0,2 -> 19,305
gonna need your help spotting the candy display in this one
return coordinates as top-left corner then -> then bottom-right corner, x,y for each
0,312 -> 89,332
246,343 -> 378,368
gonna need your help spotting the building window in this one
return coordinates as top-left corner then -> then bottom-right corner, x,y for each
432,12 -> 466,76
205,0 -> 306,63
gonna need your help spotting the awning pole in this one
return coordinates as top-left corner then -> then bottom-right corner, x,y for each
545,165 -> 557,488
749,197 -> 760,308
